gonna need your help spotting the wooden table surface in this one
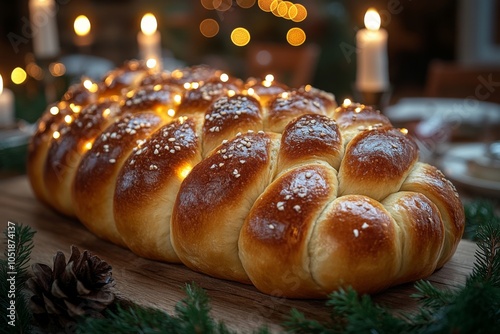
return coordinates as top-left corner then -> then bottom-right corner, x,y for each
0,176 -> 477,332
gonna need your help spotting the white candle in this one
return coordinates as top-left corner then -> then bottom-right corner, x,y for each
137,13 -> 162,69
356,8 -> 389,92
0,75 -> 15,127
29,0 -> 60,58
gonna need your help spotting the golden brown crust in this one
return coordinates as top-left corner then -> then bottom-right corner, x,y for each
278,114 -> 344,172
73,112 -> 167,246
43,101 -> 120,216
264,88 -> 337,133
163,65 -> 225,87
176,78 -> 243,115
202,94 -> 264,155
114,116 -> 202,262
120,84 -> 183,115
401,162 -> 465,267
382,191 -> 445,284
99,60 -> 152,98
310,195 -> 400,295
239,163 -> 338,297
27,62 -> 466,299
333,102 -> 392,144
338,128 -> 419,201
171,132 -> 281,283
244,77 -> 289,106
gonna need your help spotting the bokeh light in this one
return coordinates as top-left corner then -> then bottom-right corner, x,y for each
276,1 -> 288,17
286,27 -> 306,46
26,62 -> 43,80
200,18 -> 220,38
11,67 -> 27,85
49,62 -> 66,77
231,27 -> 251,46
201,0 -> 216,10
214,0 -> 232,11
237,0 -> 256,8
258,0 -> 273,12
291,3 -> 307,22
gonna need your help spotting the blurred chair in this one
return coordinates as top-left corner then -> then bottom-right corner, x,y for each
425,60 -> 500,104
246,43 -> 320,87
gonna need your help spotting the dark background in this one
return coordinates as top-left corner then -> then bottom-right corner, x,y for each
0,0 -> 499,108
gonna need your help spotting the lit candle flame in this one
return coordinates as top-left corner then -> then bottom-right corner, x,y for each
0,74 -> 3,94
342,98 -> 352,107
74,15 -> 91,37
141,13 -> 158,36
364,8 -> 381,31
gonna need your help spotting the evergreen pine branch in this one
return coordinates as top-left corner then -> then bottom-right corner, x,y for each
282,308 -> 335,333
0,223 -> 36,334
421,281 -> 500,333
410,280 -> 457,309
76,301 -> 178,333
326,287 -> 409,334
77,283 -> 242,334
467,221 -> 500,286
174,282 -> 222,333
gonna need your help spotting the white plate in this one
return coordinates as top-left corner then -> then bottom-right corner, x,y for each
439,143 -> 500,198
385,98 -> 500,125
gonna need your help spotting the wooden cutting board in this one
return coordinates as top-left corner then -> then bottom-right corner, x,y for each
0,176 -> 476,332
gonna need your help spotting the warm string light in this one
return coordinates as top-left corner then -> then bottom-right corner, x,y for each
200,0 -> 307,46
342,98 -> 352,107
11,67 -> 27,85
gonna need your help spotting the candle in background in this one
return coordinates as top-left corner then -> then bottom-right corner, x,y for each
355,8 -> 389,92
0,75 -> 15,127
73,15 -> 93,49
29,0 -> 60,59
137,13 -> 162,69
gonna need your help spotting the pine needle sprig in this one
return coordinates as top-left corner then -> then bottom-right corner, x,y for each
0,223 -> 36,334
468,221 -> 500,286
77,283 -> 242,334
282,307 -> 336,333
76,301 -> 178,333
174,283 -> 230,334
326,287 -> 409,334
411,280 -> 457,310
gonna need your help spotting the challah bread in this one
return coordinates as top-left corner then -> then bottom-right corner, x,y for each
27,61 -> 465,297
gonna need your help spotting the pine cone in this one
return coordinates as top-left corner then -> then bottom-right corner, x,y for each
26,245 -> 115,328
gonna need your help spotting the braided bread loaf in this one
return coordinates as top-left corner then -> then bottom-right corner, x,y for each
28,61 -> 465,297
